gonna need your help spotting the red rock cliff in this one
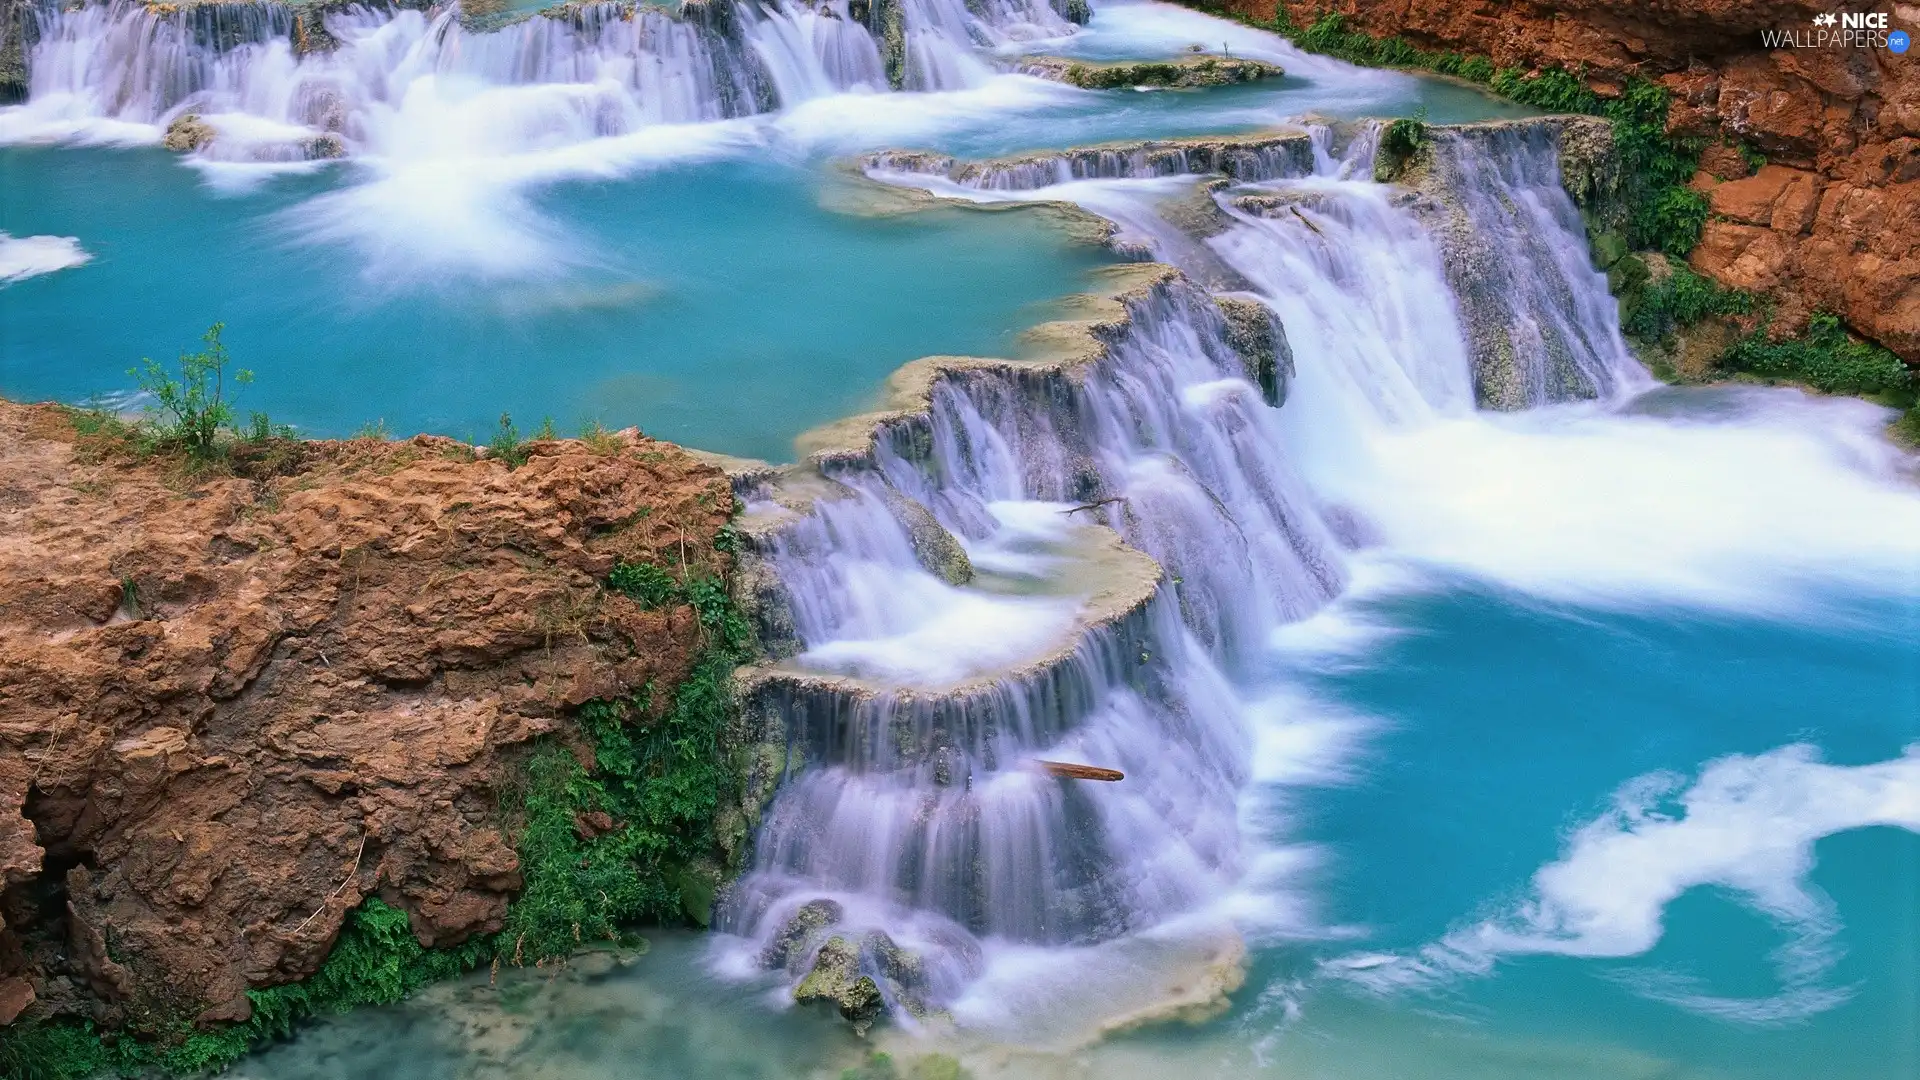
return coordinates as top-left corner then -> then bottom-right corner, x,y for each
0,402 -> 732,1032
1212,0 -> 1920,359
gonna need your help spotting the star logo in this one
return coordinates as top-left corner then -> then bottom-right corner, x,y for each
1813,12 -> 1838,25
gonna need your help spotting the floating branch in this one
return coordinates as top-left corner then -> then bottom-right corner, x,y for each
1060,497 -> 1125,516
1037,760 -> 1124,781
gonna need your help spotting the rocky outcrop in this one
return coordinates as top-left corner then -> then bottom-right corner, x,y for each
865,130 -> 1317,191
162,113 -> 217,153
0,0 -> 34,105
0,402 -> 735,1034
1208,0 -> 1920,360
1214,295 -> 1294,406
1017,54 -> 1284,90
793,935 -> 884,1034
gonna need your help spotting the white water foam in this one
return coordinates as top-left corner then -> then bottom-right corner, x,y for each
0,231 -> 91,283
1329,744 -> 1920,1024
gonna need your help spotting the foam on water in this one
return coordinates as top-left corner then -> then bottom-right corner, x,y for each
1327,744 -> 1920,1025
0,230 -> 90,282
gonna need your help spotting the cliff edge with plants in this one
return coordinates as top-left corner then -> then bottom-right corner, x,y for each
0,397 -> 775,1075
1192,0 -> 1920,364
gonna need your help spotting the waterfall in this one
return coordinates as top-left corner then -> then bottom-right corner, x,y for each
0,0 -> 1078,155
1412,122 -> 1652,409
718,272 -> 1350,1019
728,117 -> 1658,1025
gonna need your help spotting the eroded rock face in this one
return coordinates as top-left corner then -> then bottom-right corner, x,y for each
0,402 -> 732,1033
1217,0 -> 1920,360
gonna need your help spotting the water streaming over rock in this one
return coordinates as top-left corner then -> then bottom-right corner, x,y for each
718,117 -> 1662,1027
0,0 -> 1074,155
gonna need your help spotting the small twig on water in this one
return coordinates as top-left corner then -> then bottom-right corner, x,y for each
1060,497 -> 1125,516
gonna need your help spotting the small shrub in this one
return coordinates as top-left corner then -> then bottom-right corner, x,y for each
131,322 -> 251,460
487,412 -> 529,468
578,419 -> 623,454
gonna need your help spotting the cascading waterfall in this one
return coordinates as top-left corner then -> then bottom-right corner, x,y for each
1415,122 -> 1651,408
724,118 -> 1662,1026
718,276 -> 1351,1019
0,0 -> 1077,155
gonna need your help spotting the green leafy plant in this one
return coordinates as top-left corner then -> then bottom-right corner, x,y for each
0,899 -> 488,1079
130,322 -> 251,460
607,560 -> 679,607
503,561 -> 751,962
1622,264 -> 1753,343
1720,313 -> 1917,398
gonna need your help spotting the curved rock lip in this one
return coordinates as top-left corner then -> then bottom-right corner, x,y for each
863,127 -> 1319,190
1014,53 -> 1284,90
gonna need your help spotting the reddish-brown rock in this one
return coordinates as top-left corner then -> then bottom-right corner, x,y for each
0,402 -> 732,1032
1211,0 -> 1920,359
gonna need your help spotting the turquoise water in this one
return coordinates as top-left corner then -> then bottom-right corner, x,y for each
218,580 -> 1920,1080
1226,582 -> 1920,1080
0,146 -> 1110,461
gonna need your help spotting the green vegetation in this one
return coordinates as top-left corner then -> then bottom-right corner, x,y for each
503,561 -> 752,959
5,547 -> 752,1075
65,323 -> 299,475
1373,114 -> 1428,181
130,322 -> 252,460
1620,263 -> 1753,344
486,412 -> 530,467
0,900 -> 488,1080
1722,313 -> 1917,399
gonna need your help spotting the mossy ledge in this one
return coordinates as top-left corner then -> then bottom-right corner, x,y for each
0,410 -> 779,1077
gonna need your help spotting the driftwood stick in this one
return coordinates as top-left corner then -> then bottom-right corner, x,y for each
1060,497 -> 1124,516
1037,760 -> 1125,782
1290,206 -> 1325,236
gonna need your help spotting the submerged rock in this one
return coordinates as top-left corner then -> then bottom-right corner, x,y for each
794,935 -> 885,1034
1018,54 -> 1283,90
162,113 -> 217,153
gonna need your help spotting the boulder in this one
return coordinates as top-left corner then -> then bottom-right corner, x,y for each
162,114 -> 217,153
793,935 -> 884,1034
760,897 -> 844,971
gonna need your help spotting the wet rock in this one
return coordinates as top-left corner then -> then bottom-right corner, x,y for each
162,113 -> 217,153
0,0 -> 35,106
882,493 -> 973,586
761,898 -> 844,971
794,935 -> 884,1034
1017,54 -> 1283,90
861,929 -> 930,1018
1214,296 -> 1292,407
290,9 -> 338,55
